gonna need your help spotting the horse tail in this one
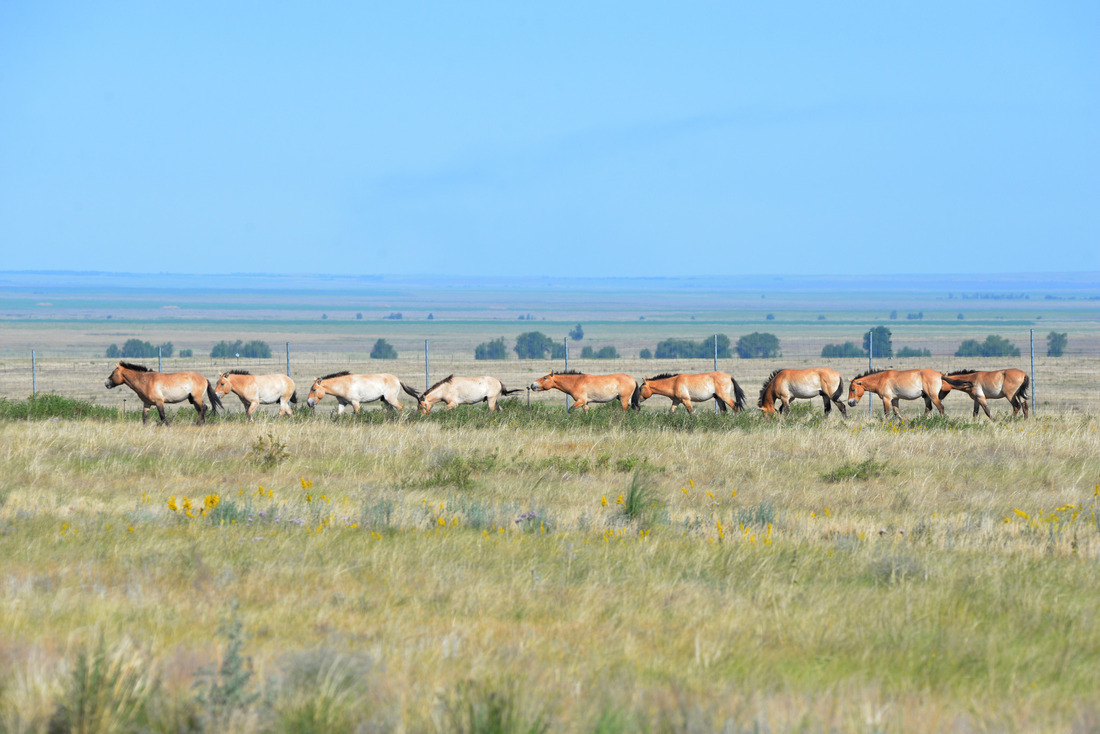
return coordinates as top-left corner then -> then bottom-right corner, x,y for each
1015,373 -> 1030,405
731,377 -> 746,412
206,380 -> 222,415
630,382 -> 642,410
400,382 -> 421,400
499,383 -> 524,396
831,376 -> 844,403
290,391 -> 298,404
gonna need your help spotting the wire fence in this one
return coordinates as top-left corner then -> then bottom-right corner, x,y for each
3,327 -> 1096,417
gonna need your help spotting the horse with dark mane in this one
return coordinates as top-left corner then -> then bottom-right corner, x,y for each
418,375 -> 523,413
757,368 -> 846,416
528,371 -> 638,412
634,372 -> 746,413
306,371 -> 420,413
941,368 -> 1029,419
214,370 -> 297,419
104,362 -> 221,424
847,368 -> 948,418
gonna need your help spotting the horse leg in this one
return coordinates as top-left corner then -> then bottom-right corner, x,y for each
618,395 -> 631,411
834,397 -> 848,417
156,401 -> 169,425
882,396 -> 893,418
142,403 -> 151,425
821,393 -> 832,414
681,398 -> 694,413
977,396 -> 993,420
715,395 -> 729,413
922,393 -> 933,414
279,398 -> 291,417
194,393 -> 207,424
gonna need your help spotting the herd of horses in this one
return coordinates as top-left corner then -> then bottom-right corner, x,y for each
104,361 -> 1030,425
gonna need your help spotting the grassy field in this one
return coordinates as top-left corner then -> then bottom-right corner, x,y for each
1,398 -> 1098,732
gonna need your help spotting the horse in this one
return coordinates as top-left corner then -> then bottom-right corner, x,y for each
757,368 -> 846,416
417,375 -> 523,413
941,368 -> 1030,419
214,370 -> 298,419
634,372 -> 746,413
305,371 -> 420,413
528,371 -> 638,412
847,368 -> 948,418
104,362 -> 222,425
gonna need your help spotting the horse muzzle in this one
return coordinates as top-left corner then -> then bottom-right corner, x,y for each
306,397 -> 317,408
847,399 -> 858,407
105,380 -> 115,389
528,383 -> 541,391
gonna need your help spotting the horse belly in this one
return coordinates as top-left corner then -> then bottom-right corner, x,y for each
160,381 -> 196,404
256,384 -> 283,404
454,385 -> 488,405
896,383 -> 924,400
789,377 -> 822,400
587,383 -> 619,403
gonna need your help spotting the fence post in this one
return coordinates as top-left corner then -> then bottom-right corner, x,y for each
158,345 -> 162,372
714,334 -> 719,412
867,330 -> 873,416
286,342 -> 290,377
1030,329 -> 1036,414
564,338 -> 570,410
32,350 -> 37,395
424,340 -> 430,391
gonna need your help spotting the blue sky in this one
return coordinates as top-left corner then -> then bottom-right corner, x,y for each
2,3 -> 1098,277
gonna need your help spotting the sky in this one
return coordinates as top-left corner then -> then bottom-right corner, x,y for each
2,2 -> 1098,277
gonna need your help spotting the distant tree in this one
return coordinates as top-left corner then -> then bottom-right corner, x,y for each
240,340 -> 270,358
550,342 -> 567,359
427,313 -> 434,320
639,348 -> 652,359
957,313 -> 965,320
514,332 -> 555,359
370,339 -> 397,359
580,345 -> 619,359
322,314 -> 327,320
765,314 -> 774,321
906,312 -> 924,320
817,315 -> 826,321
735,332 -> 780,359
569,323 -> 584,341
896,346 -> 932,358
954,335 -> 1020,358
1047,331 -> 1067,357
474,337 -> 507,360
178,349 -> 193,358
356,312 -> 363,320
889,310 -> 898,320
106,338 -> 165,359
384,312 -> 403,320
580,346 -> 594,358
820,342 -> 865,358
862,326 -> 893,358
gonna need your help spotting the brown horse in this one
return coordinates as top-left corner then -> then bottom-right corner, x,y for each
104,362 -> 222,424
306,371 -> 420,413
847,368 -> 948,418
417,375 -> 523,413
214,370 -> 297,419
757,368 -> 846,416
941,368 -> 1029,419
528,371 -> 638,411
634,372 -> 746,413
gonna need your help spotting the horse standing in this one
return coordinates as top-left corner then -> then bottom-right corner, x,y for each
214,371 -> 297,419
757,368 -> 846,416
634,372 -> 746,413
418,375 -> 523,413
941,368 -> 1029,419
306,371 -> 420,413
528,371 -> 638,412
104,362 -> 221,424
847,368 -> 948,418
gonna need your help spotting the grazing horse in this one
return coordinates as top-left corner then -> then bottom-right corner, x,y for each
104,362 -> 221,425
941,368 -> 1030,419
305,371 -> 420,413
757,368 -> 847,416
528,371 -> 638,412
417,375 -> 523,413
634,372 -> 746,413
847,368 -> 948,418
214,370 -> 297,419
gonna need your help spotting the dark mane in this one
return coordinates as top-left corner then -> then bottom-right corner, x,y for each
118,362 -> 152,372
320,370 -> 351,380
425,374 -> 454,394
645,373 -> 679,381
227,369 -> 252,376
852,368 -> 884,380
552,370 -> 585,375
946,369 -> 977,376
756,368 -> 785,407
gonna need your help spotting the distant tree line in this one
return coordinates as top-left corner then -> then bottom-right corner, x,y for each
211,340 -> 271,359
105,339 -> 173,359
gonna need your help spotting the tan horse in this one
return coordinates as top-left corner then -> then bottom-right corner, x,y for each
757,368 -> 846,416
847,368 -> 948,418
418,375 -> 523,413
104,362 -> 222,424
634,372 -> 746,413
305,371 -> 420,413
528,371 -> 638,412
941,368 -> 1029,419
214,370 -> 297,419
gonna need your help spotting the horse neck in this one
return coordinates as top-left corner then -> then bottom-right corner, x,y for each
648,377 -> 676,396
552,374 -> 583,393
121,368 -> 154,392
861,372 -> 887,392
759,379 -> 777,410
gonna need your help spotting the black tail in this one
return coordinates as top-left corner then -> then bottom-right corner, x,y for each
400,382 -> 421,400
1014,374 -> 1030,406
207,381 -> 222,415
731,377 -> 746,412
499,383 -> 524,396
290,391 -> 298,404
630,382 -> 642,410
831,377 -> 844,403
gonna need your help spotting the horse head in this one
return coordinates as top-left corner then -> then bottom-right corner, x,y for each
214,372 -> 234,397
847,378 -> 866,407
529,373 -> 556,391
638,378 -> 654,401
105,363 -> 125,389
306,378 -> 326,407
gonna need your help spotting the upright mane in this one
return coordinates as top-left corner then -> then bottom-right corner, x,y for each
118,362 -> 152,372
552,370 -> 585,376
757,368 -> 784,407
227,369 -> 252,375
645,373 -> 679,381
425,374 -> 455,394
320,370 -> 351,381
945,369 -> 977,376
852,368 -> 884,380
